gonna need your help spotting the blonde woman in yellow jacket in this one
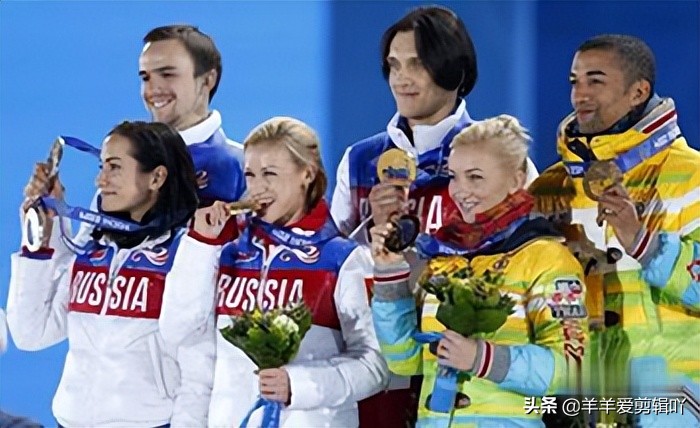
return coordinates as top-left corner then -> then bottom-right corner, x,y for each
371,115 -> 588,427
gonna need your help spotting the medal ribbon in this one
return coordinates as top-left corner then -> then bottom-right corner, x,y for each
239,397 -> 282,428
563,117 -> 680,178
237,215 -> 340,252
413,332 -> 460,416
31,136 -> 159,254
40,197 -> 158,233
61,136 -> 102,158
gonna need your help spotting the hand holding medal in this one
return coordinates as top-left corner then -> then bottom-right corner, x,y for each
585,160 -> 643,255
368,149 -> 421,255
191,198 -> 263,240
21,138 -> 66,251
363,150 -> 414,228
20,135 -> 157,254
597,184 -> 644,254
377,148 -> 421,252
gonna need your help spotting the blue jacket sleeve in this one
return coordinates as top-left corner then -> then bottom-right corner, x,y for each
370,261 -> 423,377
638,228 -> 700,312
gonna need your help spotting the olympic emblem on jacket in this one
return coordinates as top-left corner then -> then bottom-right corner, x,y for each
130,247 -> 169,266
279,245 -> 320,264
548,278 -> 587,319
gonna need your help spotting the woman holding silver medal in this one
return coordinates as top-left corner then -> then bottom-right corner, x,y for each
6,121 -> 208,427
369,115 -> 590,427
159,116 -> 388,427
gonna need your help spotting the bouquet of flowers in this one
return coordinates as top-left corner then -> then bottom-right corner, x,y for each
414,256 -> 515,413
419,256 -> 515,337
220,301 -> 312,427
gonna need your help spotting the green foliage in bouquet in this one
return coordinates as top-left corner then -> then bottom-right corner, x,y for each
220,301 -> 313,369
419,257 -> 516,337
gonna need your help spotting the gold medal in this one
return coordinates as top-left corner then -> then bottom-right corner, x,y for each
226,199 -> 262,216
582,160 -> 623,201
374,148 -> 420,251
376,148 -> 417,187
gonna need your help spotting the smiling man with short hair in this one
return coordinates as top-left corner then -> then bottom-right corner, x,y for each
530,34 -> 700,427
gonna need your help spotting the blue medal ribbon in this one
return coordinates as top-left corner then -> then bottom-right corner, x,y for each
413,332 -> 459,414
239,397 -> 282,428
60,135 -> 102,158
41,197 -> 156,233
237,215 -> 340,253
413,113 -> 472,188
38,196 -> 163,254
563,120 -> 681,178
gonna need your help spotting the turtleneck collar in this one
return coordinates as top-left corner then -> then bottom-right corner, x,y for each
567,94 -> 660,139
282,199 -> 330,232
386,99 -> 472,156
558,95 -> 678,162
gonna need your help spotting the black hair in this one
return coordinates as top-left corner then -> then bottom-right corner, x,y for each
94,121 -> 198,247
144,24 -> 223,101
381,5 -> 478,97
577,34 -> 656,93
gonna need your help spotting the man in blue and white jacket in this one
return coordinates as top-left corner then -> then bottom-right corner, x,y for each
330,6 -> 538,428
138,24 -> 245,207
67,24 -> 245,247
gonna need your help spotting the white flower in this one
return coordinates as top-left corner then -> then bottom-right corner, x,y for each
273,314 -> 299,334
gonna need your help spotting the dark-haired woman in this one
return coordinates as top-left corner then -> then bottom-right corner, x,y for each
7,121 -> 203,427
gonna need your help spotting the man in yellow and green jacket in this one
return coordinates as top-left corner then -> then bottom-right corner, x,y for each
530,34 -> 700,427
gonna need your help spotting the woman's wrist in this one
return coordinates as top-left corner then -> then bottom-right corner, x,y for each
373,261 -> 412,301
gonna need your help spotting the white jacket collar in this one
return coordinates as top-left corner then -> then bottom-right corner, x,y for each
386,99 -> 470,155
179,110 -> 222,146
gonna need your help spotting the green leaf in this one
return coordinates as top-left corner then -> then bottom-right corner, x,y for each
437,303 -> 475,336
474,308 -> 510,334
219,302 -> 313,370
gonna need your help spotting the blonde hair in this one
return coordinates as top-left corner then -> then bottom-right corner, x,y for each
244,116 -> 327,212
450,114 -> 531,172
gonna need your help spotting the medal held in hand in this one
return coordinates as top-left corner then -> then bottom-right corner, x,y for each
22,137 -> 65,252
582,160 -> 623,201
21,135 -> 150,255
583,160 -> 625,263
376,148 -> 420,252
227,200 -> 262,216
